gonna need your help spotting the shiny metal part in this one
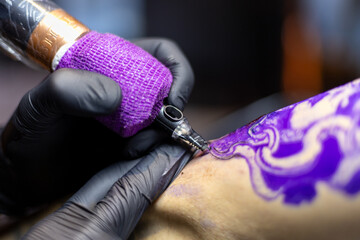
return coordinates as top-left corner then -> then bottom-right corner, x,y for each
0,0 -> 90,71
155,105 -> 209,151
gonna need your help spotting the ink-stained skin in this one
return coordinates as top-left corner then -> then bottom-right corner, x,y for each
132,79 -> 360,240
210,79 -> 360,204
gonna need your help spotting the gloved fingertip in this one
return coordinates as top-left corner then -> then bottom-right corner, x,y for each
47,69 -> 122,116
92,73 -> 123,114
167,73 -> 194,111
167,94 -> 188,111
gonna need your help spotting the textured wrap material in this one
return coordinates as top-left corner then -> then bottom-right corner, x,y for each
56,31 -> 173,137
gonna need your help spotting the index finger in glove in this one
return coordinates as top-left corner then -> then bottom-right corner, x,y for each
94,143 -> 193,239
67,158 -> 141,209
38,68 -> 122,117
134,38 -> 195,110
3,69 -> 122,140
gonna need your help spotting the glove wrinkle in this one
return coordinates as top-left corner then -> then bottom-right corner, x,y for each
95,176 -> 148,239
23,203 -> 120,240
13,91 -> 57,139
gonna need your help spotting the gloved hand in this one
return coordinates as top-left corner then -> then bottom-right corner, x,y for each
22,143 -> 193,240
133,37 -> 194,110
0,37 -> 195,214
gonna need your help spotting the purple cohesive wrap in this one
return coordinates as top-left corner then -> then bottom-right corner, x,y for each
210,79 -> 360,205
56,31 -> 173,137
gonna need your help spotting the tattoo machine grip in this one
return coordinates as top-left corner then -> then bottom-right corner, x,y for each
56,31 -> 173,137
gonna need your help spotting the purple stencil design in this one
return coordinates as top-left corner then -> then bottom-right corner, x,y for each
56,31 -> 173,137
210,79 -> 360,205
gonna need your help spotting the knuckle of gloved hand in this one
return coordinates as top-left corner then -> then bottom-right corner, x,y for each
159,38 -> 179,50
156,39 -> 179,60
186,65 -> 195,83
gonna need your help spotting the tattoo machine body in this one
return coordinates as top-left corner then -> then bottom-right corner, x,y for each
0,0 -> 208,151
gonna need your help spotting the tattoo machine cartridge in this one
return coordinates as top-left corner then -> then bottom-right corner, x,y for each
156,105 -> 209,151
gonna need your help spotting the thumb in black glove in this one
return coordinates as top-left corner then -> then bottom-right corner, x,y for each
22,143 -> 193,240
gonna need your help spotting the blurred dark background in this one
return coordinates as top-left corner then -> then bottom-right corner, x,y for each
145,0 -> 283,106
1,0 -> 360,140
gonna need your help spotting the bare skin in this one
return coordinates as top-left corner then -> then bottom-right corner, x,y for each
132,151 -> 360,240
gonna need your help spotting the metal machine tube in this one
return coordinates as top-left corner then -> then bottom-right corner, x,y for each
0,0 -> 89,70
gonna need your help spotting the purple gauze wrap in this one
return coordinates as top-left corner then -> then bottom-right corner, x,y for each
56,31 -> 173,137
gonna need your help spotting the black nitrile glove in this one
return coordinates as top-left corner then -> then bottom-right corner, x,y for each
133,38 -> 194,110
0,69 -> 123,214
22,143 -> 193,240
0,38 -> 194,214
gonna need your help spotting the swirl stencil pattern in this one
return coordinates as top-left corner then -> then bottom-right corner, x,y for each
210,79 -> 360,205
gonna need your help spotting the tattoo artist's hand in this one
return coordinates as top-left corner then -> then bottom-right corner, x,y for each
134,37 -> 194,110
0,38 -> 194,214
0,69 -> 124,213
22,143 -> 192,240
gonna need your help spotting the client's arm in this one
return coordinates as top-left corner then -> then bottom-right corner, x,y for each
132,79 -> 360,240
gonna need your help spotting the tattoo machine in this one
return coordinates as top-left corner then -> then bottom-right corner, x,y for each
0,0 -> 209,151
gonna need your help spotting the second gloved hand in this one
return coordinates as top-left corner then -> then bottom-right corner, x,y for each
22,143 -> 193,240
